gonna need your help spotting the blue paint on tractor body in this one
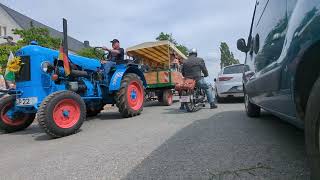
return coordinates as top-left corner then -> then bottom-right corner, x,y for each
10,45 -> 146,114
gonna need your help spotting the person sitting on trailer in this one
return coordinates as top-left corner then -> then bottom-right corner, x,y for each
101,39 -> 125,83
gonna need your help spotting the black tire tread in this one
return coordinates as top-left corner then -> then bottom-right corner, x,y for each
305,76 -> 320,180
162,89 -> 173,106
36,90 -> 86,138
116,73 -> 144,118
245,93 -> 261,117
0,95 -> 35,133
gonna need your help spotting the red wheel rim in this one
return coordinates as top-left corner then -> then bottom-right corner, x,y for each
127,81 -> 143,111
167,92 -> 173,105
53,99 -> 80,129
1,103 -> 28,126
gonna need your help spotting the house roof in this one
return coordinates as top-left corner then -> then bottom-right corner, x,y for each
0,3 -> 85,52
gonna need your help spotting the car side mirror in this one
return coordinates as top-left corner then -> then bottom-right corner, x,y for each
237,38 -> 249,53
214,78 -> 217,82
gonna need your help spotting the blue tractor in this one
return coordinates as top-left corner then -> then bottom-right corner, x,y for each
0,20 -> 146,138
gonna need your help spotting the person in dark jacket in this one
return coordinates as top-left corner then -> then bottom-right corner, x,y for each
101,39 -> 125,83
181,48 -> 217,109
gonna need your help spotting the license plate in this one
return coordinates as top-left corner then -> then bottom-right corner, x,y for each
180,96 -> 190,103
16,97 -> 38,106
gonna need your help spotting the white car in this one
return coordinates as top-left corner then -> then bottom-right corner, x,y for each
214,64 -> 248,102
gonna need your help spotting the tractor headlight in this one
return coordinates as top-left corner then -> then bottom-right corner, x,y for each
41,61 -> 52,73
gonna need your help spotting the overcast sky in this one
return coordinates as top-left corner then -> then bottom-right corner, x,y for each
1,0 -> 255,80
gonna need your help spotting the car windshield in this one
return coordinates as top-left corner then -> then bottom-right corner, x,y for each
223,65 -> 246,74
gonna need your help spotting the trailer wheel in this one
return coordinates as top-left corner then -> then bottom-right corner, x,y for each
162,89 -> 173,106
305,76 -> 320,179
158,93 -> 163,103
37,91 -> 86,138
117,73 -> 144,118
0,95 -> 35,133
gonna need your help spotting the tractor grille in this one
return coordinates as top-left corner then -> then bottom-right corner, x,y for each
16,56 -> 31,82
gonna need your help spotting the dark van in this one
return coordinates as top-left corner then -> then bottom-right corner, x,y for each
237,0 -> 320,179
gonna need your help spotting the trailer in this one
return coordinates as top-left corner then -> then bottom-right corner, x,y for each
127,41 -> 186,106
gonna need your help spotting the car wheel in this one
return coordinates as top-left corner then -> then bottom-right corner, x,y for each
215,89 -> 223,103
244,92 -> 260,117
305,76 -> 320,180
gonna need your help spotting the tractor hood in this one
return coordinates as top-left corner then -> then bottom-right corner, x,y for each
17,45 -> 101,71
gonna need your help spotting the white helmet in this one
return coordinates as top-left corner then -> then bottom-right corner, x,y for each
189,48 -> 198,57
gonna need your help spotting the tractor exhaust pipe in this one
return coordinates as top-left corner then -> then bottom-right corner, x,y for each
63,18 -> 69,57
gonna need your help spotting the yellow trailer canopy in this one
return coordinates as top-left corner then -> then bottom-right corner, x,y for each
126,40 -> 187,67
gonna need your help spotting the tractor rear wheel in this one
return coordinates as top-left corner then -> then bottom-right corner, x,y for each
162,89 -> 173,106
0,95 -> 35,133
117,73 -> 144,118
37,91 -> 86,138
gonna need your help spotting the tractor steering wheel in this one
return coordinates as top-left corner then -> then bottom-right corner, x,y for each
93,47 -> 110,61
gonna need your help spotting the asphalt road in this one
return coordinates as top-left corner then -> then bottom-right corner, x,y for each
0,101 -> 310,180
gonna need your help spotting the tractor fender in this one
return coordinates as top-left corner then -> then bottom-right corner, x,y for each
109,65 -> 146,92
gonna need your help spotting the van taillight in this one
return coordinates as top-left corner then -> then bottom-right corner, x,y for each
219,77 -> 233,81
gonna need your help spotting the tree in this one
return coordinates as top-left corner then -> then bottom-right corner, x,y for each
77,48 -> 104,59
0,27 -> 61,72
156,32 -> 189,56
13,27 -> 61,49
219,42 -> 240,69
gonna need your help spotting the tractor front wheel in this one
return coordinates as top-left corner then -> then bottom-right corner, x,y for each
37,91 -> 86,138
117,73 -> 144,118
0,95 -> 35,133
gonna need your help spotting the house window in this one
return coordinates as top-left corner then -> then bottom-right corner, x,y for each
0,26 -> 7,36
3,26 -> 6,36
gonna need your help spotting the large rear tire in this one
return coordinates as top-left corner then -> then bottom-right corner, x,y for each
244,92 -> 260,117
0,95 -> 35,133
305,76 -> 320,180
116,73 -> 144,118
162,89 -> 173,106
37,91 -> 86,138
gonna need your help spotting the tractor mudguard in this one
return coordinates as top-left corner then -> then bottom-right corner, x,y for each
109,64 -> 146,92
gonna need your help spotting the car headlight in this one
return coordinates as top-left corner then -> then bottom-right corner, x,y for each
41,61 -> 52,73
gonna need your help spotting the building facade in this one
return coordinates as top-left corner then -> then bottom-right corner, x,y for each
0,3 -> 89,52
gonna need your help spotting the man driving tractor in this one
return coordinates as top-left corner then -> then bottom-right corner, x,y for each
181,48 -> 217,109
101,39 -> 125,82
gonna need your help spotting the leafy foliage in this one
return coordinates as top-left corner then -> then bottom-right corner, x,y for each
0,27 -> 61,73
156,32 -> 189,56
219,42 -> 240,69
77,48 -> 105,60
13,27 -> 61,49
0,45 -> 21,73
